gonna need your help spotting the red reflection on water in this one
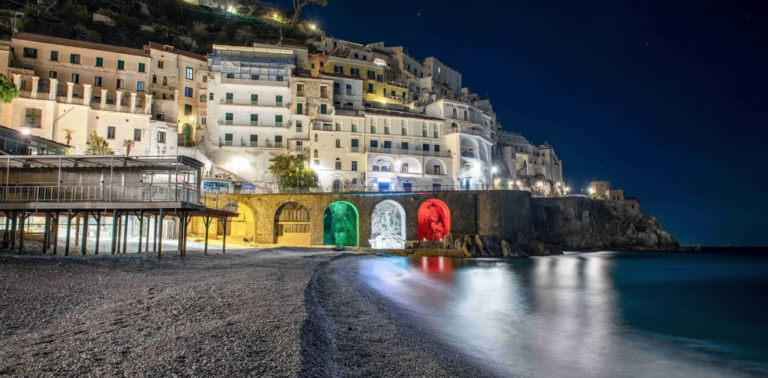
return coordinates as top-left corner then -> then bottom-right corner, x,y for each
414,256 -> 454,274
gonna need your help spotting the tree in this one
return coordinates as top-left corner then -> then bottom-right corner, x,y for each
269,154 -> 317,189
0,74 -> 19,104
85,132 -> 112,155
63,129 -> 74,146
290,0 -> 329,28
123,139 -> 135,156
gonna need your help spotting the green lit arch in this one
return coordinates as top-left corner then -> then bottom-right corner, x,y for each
323,201 -> 360,246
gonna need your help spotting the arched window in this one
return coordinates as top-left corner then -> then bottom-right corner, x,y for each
199,94 -> 206,103
152,91 -> 156,97
209,93 -> 214,101
162,93 -> 167,100
354,53 -> 359,58
314,134 -> 318,142
452,108 -> 458,118
314,149 -> 319,158
335,139 -> 341,148
463,110 -> 468,121
162,76 -> 168,86
152,74 -> 157,84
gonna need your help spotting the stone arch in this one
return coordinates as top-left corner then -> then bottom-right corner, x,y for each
228,200 -> 257,242
398,156 -> 421,174
451,108 -> 458,119
417,199 -> 451,241
460,137 -> 479,158
323,201 -> 359,246
371,156 -> 395,172
274,202 -> 311,245
370,200 -> 406,249
425,158 -> 446,176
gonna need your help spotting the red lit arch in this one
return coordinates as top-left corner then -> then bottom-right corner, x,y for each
417,199 -> 451,241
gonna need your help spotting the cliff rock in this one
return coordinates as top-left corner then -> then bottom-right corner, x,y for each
533,197 -> 679,251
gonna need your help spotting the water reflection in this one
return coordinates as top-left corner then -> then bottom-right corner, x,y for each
359,253 -> 761,378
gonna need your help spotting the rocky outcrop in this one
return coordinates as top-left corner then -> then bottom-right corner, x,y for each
439,234 -> 559,258
533,197 -> 679,251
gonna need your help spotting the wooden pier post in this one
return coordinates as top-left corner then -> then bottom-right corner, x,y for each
93,212 -> 101,255
42,213 -> 50,255
122,213 -> 129,254
64,210 -> 72,256
222,218 -> 227,255
137,210 -> 144,254
203,216 -> 211,255
80,212 -> 88,255
111,210 -> 119,254
17,212 -> 26,254
157,209 -> 164,259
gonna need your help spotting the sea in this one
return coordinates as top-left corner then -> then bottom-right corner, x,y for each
358,251 -> 768,378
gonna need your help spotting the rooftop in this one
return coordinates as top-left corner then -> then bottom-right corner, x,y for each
13,33 -> 148,57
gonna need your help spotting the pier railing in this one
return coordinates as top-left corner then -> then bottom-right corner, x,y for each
0,184 -> 200,204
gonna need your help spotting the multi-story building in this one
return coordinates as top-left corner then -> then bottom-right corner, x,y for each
497,131 -> 564,193
0,33 -> 177,156
322,56 -> 409,105
145,42 -> 210,147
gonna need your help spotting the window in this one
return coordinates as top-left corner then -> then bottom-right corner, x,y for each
276,95 -> 283,106
158,61 -> 164,69
250,74 -> 259,80
251,94 -> 258,104
320,86 -> 328,98
224,93 -> 233,104
275,115 -> 283,126
162,93 -> 167,100
335,159 -> 341,170
209,93 -> 214,101
134,129 -> 142,141
50,51 -> 58,61
250,135 -> 258,147
202,76 -> 207,83
116,60 -> 124,70
368,83 -> 374,93
402,126 -> 407,136
185,67 -> 193,80
367,70 -> 375,80
116,79 -> 124,88
370,140 -> 378,148
314,134 -> 318,142
200,94 -> 206,103
351,139 -> 359,148
94,76 -> 102,86
401,163 -> 409,173
201,117 -> 206,125
335,123 -> 341,131
274,135 -> 282,147
152,74 -> 157,84
346,84 -> 352,95
384,126 -> 390,135
158,131 -> 166,143
433,183 -> 442,191
422,125 -> 428,137
107,126 -> 116,140
391,90 -> 396,97
351,124 -> 358,132
311,63 -> 315,69
163,77 -> 168,86
334,66 -> 344,74
320,104 -> 328,114
352,161 -> 358,171
49,71 -> 57,79
137,81 -> 145,91
185,87 -> 193,97
403,183 -> 412,192
370,125 -> 376,134
296,121 -> 303,132
294,103 -> 304,115
23,108 -> 42,128
433,165 -> 441,175
383,141 -> 392,149
70,54 -> 80,64
276,75 -> 284,82
250,114 -> 258,125
314,149 -> 319,158
139,63 -> 146,73
223,133 -> 233,145
377,74 -> 383,83
423,143 -> 430,152
434,145 -> 440,153
335,139 -> 341,148
23,48 -> 37,58
464,110 -> 469,121
184,104 -> 192,116
334,82 -> 340,92
350,68 -> 360,76
401,142 -> 409,150
72,74 -> 80,84
225,113 -> 233,122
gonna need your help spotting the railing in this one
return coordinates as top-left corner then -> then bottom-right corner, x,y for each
221,77 -> 288,87
0,184 -> 200,204
350,147 -> 361,153
221,120 -> 289,128
201,194 -> 238,213
444,125 -> 492,140
327,184 -> 486,193
312,124 -> 334,131
296,91 -> 306,97
18,90 -> 51,100
366,147 -> 451,158
219,141 -> 286,149
90,102 -> 148,114
219,100 -> 290,108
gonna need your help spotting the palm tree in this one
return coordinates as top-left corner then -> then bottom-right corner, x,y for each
85,132 -> 112,155
123,139 -> 135,156
63,129 -> 73,146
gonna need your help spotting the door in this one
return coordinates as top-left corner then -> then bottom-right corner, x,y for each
378,182 -> 390,192
332,179 -> 342,192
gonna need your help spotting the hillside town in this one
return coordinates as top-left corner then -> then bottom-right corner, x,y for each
0,31 -> 567,195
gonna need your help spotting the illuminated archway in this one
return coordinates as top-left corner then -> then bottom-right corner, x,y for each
370,200 -> 406,249
323,201 -> 359,246
274,202 -> 310,245
417,199 -> 451,241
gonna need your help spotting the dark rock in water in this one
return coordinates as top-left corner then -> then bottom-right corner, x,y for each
502,240 -> 528,257
405,240 -> 419,249
533,197 -> 680,251
524,242 -> 563,256
454,238 -> 463,251
462,235 -> 477,257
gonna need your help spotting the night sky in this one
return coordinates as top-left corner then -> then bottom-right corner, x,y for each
279,0 -> 768,246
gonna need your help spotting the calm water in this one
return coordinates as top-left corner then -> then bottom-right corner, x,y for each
359,251 -> 768,378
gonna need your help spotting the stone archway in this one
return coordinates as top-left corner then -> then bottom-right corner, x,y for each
323,201 -> 359,246
417,199 -> 451,241
370,200 -> 406,249
274,202 -> 310,245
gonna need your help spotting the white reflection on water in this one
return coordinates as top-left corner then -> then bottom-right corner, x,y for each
359,253 -> 750,378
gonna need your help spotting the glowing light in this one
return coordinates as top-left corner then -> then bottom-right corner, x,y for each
21,129 -> 30,135
491,166 -> 497,173
309,24 -> 316,30
227,6 -> 236,13
589,188 -> 595,194
273,13 -> 278,20
417,199 -> 451,241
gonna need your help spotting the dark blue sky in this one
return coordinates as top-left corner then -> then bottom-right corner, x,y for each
283,0 -> 768,246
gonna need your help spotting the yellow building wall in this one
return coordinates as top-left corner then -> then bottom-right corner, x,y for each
323,60 -> 408,104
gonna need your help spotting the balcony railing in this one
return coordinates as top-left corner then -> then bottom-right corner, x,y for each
0,184 -> 200,204
328,184 -> 483,193
219,141 -> 286,149
366,146 -> 451,158
220,120 -> 290,128
219,99 -> 289,108
90,102 -> 148,115
312,124 -> 335,131
221,77 -> 288,87
296,91 -> 306,97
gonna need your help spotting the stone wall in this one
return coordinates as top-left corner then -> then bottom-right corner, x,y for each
225,190 -> 532,247
532,196 -> 679,250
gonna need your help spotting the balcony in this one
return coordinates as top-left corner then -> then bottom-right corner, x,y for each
18,90 -> 51,100
221,77 -> 288,87
90,102 -> 149,115
350,147 -> 361,153
367,146 -> 451,158
218,140 -> 287,149
220,120 -> 290,128
296,91 -> 306,97
219,99 -> 290,108
312,124 -> 335,131
444,125 -> 492,141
